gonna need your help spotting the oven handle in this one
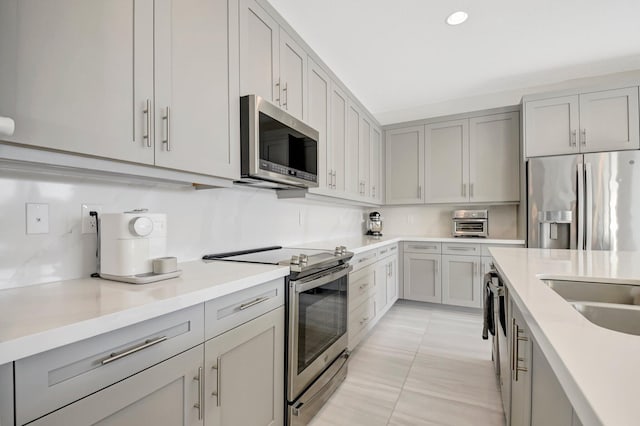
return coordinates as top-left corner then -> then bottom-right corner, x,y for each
291,264 -> 353,293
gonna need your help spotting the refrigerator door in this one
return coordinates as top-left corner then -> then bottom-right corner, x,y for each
584,151 -> 640,251
528,155 -> 582,249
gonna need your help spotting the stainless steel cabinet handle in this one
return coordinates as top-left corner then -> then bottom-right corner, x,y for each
409,245 -> 437,250
239,296 -> 270,310
360,316 -> 370,325
101,335 -> 167,365
211,358 -> 221,406
379,249 -> 388,255
193,366 -> 203,420
332,171 -> 336,189
358,255 -> 375,263
447,246 -> 474,251
275,79 -> 281,106
359,282 -> 370,290
515,328 -> 528,381
162,106 -> 171,151
143,99 -> 152,148
283,82 -> 288,109
511,318 -> 516,372
571,129 -> 577,147
581,129 -> 587,146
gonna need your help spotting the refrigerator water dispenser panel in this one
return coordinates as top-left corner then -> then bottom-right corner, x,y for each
538,211 -> 572,249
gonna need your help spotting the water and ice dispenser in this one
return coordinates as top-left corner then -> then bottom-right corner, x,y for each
538,211 -> 572,249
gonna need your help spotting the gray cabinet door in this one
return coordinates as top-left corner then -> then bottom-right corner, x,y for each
386,256 -> 398,305
531,340 -> 573,426
374,261 -> 388,319
329,82 -> 348,193
0,363 -> 12,426
579,86 -> 640,153
370,126 -> 382,201
279,28 -> 306,120
385,126 -> 425,204
424,119 -> 469,204
403,253 -> 441,303
0,0 -> 154,165
525,95 -> 580,157
205,306 -> 284,426
154,0 -> 237,179
29,345 -> 204,426
239,0 -> 279,103
346,101 -> 361,196
307,58 -> 331,190
469,112 -> 520,203
441,255 -> 481,308
358,116 -> 371,198
510,300 -> 532,426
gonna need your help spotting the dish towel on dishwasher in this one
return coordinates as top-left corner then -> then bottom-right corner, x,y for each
482,271 -> 498,339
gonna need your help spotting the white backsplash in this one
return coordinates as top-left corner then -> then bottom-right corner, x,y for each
0,171 -> 365,289
378,204 -> 519,239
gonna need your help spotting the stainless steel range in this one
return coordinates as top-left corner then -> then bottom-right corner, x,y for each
203,245 -> 353,425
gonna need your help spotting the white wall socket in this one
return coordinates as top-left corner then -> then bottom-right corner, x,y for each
26,203 -> 49,234
81,204 -> 103,234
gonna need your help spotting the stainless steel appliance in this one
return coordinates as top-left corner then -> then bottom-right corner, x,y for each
528,151 -> 640,250
239,95 -> 319,189
366,211 -> 383,236
203,245 -> 353,425
452,209 -> 488,237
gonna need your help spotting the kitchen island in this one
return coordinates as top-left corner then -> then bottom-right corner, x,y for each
490,247 -> 640,426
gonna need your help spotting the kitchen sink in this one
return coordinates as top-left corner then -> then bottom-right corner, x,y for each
571,303 -> 640,336
543,279 -> 640,305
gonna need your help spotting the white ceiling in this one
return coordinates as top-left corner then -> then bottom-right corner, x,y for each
268,0 -> 640,124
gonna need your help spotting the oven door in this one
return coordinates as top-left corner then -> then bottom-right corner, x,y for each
288,263 -> 351,401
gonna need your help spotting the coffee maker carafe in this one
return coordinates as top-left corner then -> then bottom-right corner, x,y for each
366,212 -> 383,236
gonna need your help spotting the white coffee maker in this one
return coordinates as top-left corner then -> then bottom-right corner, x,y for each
99,210 -> 180,284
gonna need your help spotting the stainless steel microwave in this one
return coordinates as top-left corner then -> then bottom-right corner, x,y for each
239,95 -> 319,189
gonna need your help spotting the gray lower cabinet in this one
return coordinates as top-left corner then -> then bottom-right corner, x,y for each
403,252 -> 441,303
510,299 -> 532,426
204,306 -> 284,426
441,254 -> 482,308
29,345 -> 204,426
0,363 -> 13,426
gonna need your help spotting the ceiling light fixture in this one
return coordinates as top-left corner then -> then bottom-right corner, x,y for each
446,11 -> 468,26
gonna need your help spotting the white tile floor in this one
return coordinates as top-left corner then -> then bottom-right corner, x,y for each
309,300 -> 505,426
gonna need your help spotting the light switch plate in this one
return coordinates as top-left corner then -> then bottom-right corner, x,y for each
26,203 -> 49,234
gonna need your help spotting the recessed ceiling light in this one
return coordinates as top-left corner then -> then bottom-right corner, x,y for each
446,11 -> 468,26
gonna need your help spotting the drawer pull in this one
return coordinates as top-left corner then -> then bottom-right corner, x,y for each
448,246 -> 475,251
409,245 -> 437,250
193,366 -> 203,420
211,358 -> 221,406
358,255 -> 375,263
359,316 -> 370,326
379,249 -> 388,255
101,335 -> 167,365
359,283 -> 370,290
239,296 -> 270,311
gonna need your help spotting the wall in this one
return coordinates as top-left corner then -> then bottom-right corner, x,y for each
0,170 -> 365,290
378,204 -> 519,239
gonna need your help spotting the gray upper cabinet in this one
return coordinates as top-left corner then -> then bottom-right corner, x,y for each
279,29 -> 306,120
469,112 -> 520,203
239,0 -> 306,120
525,86 -> 640,157
385,126 -> 425,204
154,0 -> 237,178
370,127 -> 382,201
29,345 -> 204,426
346,101 -> 361,196
424,119 -> 469,204
329,82 -> 348,194
0,0 -> 154,165
358,116 -> 371,198
239,0 -> 279,104
0,0 -> 238,180
307,58 -> 331,190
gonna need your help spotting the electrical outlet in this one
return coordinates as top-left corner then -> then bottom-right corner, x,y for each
81,204 -> 103,234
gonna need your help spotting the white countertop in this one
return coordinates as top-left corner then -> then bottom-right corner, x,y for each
0,260 -> 289,364
294,234 -> 524,254
0,235 -> 524,365
489,248 -> 640,426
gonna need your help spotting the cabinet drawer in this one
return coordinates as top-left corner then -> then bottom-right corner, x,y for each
349,266 -> 375,310
403,241 -> 441,254
15,304 -> 204,425
442,242 -> 481,256
205,278 -> 284,340
481,244 -> 523,257
348,296 -> 375,349
377,243 -> 398,259
351,249 -> 378,271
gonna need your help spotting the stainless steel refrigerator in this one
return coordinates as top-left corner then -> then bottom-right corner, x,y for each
528,151 -> 640,250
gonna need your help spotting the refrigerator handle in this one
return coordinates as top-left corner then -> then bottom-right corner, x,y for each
577,163 -> 585,250
585,162 -> 593,250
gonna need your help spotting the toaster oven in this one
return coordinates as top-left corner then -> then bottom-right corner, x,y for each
452,209 -> 488,237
